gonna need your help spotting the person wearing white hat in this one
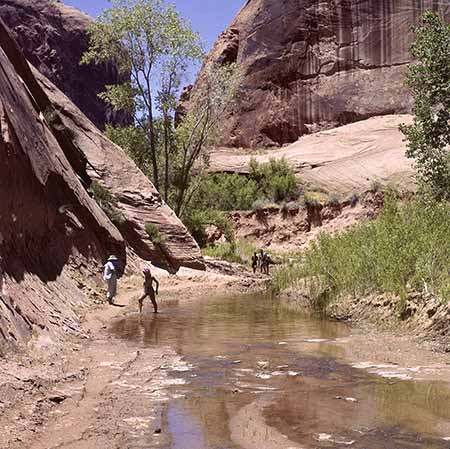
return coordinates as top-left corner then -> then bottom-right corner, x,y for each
103,255 -> 119,304
138,267 -> 159,313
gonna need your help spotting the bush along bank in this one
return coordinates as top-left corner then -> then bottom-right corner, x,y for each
271,197 -> 450,347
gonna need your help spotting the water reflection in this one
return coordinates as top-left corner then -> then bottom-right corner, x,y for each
111,294 -> 450,449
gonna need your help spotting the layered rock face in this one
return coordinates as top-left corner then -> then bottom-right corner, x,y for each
202,0 -> 450,148
0,18 -> 125,345
0,0 -> 129,129
0,18 -> 202,347
34,68 -> 205,273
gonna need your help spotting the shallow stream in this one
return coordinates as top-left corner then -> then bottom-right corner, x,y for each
111,293 -> 450,449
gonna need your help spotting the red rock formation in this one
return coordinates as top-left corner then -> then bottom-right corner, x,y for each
0,17 -> 203,347
0,0 -> 130,129
200,0 -> 450,148
34,68 -> 205,273
0,17 -> 125,345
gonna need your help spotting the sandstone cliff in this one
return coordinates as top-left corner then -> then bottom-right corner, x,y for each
0,0 -> 129,129
200,0 -> 450,148
0,18 -> 203,348
209,115 -> 415,194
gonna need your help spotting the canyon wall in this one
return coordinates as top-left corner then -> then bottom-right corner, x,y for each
0,0 -> 130,129
0,17 -> 202,348
201,0 -> 450,148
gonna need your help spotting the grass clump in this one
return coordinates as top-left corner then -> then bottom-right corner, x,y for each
89,180 -> 126,227
43,106 -> 58,127
273,197 -> 450,309
203,242 -> 244,264
144,222 -> 166,245
302,194 -> 320,208
203,239 -> 268,265
328,194 -> 341,207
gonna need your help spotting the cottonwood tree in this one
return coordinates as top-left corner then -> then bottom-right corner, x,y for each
81,0 -> 203,198
400,11 -> 450,200
172,63 -> 238,216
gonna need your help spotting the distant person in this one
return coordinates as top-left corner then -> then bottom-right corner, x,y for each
103,255 -> 119,304
264,254 -> 273,275
139,267 -> 159,314
259,249 -> 267,274
251,252 -> 259,274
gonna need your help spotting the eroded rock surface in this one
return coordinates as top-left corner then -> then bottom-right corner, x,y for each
34,68 -> 204,273
0,17 -> 203,347
200,0 -> 450,148
0,0 -> 130,129
209,115 -> 415,194
0,17 -> 124,346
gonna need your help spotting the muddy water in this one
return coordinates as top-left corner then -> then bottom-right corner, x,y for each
111,294 -> 450,449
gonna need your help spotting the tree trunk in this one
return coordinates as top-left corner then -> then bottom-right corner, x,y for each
147,94 -> 159,191
163,114 -> 170,202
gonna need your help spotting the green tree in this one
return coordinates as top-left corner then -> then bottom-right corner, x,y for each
400,11 -> 450,200
172,63 -> 238,216
81,0 -> 204,198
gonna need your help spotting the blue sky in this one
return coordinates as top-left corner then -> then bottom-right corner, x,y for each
65,0 -> 244,51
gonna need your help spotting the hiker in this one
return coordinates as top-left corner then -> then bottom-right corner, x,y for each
103,255 -> 119,304
251,252 -> 259,274
139,267 -> 159,314
264,254 -> 273,275
259,249 -> 267,274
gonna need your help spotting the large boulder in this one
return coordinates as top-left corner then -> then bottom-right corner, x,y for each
0,0 -> 130,129
199,0 -> 450,148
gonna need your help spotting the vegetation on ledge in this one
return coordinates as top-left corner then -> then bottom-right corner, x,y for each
272,198 -> 450,310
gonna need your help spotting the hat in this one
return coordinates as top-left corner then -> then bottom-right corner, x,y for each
108,255 -> 119,261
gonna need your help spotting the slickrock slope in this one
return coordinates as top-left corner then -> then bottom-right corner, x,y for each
34,67 -> 204,273
200,0 -> 450,148
0,18 -> 124,346
209,115 -> 415,194
0,0 -> 129,129
0,18 -> 202,347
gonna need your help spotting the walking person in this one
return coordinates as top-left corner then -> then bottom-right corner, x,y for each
251,252 -> 259,274
103,255 -> 119,304
139,267 -> 159,314
259,249 -> 267,274
265,254 -> 273,275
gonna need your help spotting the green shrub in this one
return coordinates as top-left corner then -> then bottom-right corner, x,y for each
43,106 -> 58,127
183,209 -> 235,249
192,173 -> 261,211
328,194 -> 341,207
249,157 -> 300,202
203,242 -> 244,264
302,194 -> 320,208
190,158 -> 300,214
272,198 -> 450,309
251,198 -> 271,213
89,180 -> 126,227
144,222 -> 166,245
